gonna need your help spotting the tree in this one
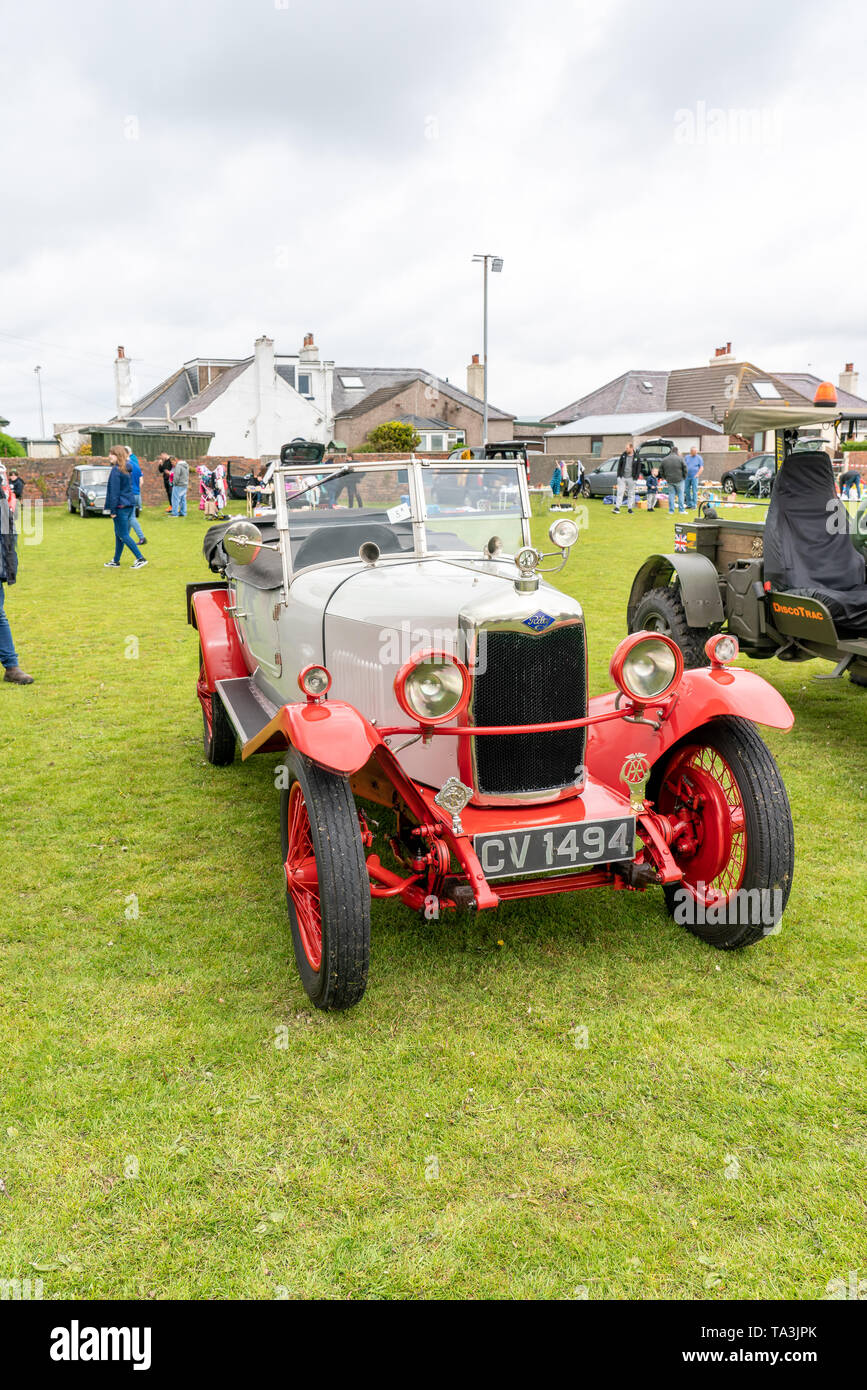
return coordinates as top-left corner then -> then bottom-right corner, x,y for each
0,432 -> 26,458
364,420 -> 421,452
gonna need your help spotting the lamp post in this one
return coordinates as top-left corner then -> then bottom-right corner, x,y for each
34,365 -> 45,437
472,254 -> 503,444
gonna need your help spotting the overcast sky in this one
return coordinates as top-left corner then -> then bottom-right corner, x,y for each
2,0 -> 866,437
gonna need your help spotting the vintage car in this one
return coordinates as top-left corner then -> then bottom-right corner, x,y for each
627,402 -> 867,687
66,463 -> 112,516
188,441 -> 796,1010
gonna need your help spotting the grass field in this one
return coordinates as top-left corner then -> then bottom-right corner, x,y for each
0,496 -> 864,1300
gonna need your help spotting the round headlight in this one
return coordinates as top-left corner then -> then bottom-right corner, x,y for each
395,651 -> 470,725
86,489 -> 96,501
706,634 -> 739,665
298,664 -> 332,698
548,517 -> 579,549
610,633 -> 683,702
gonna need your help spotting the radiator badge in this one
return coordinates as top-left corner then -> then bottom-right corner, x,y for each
523,610 -> 555,631
434,777 -> 473,835
620,753 -> 651,811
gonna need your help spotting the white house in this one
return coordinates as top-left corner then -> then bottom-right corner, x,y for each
115,334 -> 334,456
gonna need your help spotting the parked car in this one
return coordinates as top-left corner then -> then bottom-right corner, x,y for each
719,453 -> 775,495
188,441 -> 796,1010
580,457 -> 649,498
66,464 -> 112,516
227,461 -> 259,501
448,441 -> 533,481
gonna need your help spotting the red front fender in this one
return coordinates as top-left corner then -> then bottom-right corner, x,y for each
192,587 -> 246,689
243,699 -> 383,774
586,666 -> 793,789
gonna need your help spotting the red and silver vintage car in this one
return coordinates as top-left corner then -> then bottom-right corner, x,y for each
188,441 -> 795,1010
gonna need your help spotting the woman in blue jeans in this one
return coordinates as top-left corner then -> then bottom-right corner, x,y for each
103,455 -> 148,569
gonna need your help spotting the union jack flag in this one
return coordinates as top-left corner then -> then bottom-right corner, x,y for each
674,530 -> 689,552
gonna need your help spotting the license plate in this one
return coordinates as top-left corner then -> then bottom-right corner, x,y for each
474,816 -> 635,880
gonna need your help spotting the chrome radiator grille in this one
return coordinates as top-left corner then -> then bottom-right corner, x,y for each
470,623 -> 587,797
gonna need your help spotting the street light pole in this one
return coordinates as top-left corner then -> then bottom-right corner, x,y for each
34,365 -> 45,437
472,254 -> 503,445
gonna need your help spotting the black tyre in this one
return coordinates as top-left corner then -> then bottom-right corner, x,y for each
848,661 -> 867,688
280,750 -> 370,1010
631,585 -> 715,669
79,502 -> 87,517
582,480 -> 592,498
648,716 -> 794,948
722,476 -> 736,494
197,649 -> 236,765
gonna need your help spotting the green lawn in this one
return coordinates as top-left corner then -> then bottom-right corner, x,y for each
0,498 -> 864,1300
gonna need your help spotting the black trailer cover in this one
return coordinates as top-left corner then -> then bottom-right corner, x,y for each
763,451 -> 867,633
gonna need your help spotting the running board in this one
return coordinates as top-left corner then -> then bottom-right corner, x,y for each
215,677 -> 279,746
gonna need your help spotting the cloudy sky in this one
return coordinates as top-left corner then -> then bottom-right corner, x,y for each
2,0 -> 866,437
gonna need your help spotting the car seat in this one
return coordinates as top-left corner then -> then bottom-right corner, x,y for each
763,451 -> 867,632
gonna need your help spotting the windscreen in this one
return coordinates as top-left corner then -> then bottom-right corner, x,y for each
280,466 -> 417,568
422,465 -> 525,554
78,468 -> 110,484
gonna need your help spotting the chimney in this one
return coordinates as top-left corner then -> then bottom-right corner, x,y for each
299,331 -> 320,364
466,352 -> 484,400
114,345 -> 133,419
252,336 -> 275,456
839,362 -> 859,396
709,342 -> 735,365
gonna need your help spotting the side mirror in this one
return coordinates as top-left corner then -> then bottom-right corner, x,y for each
224,520 -> 263,565
485,535 -> 503,557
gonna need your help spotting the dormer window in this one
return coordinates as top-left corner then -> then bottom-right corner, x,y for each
298,373 -> 312,397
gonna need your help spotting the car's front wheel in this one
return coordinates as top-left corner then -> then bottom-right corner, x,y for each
582,480 -> 592,498
631,585 -> 716,669
280,750 -> 370,1010
722,477 -> 736,494
648,716 -> 794,947
79,501 -> 87,517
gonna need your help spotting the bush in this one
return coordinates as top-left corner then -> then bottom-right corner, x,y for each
0,432 -> 26,458
841,440 -> 867,451
364,421 -> 421,452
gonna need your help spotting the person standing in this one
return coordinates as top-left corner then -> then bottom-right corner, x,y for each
157,452 -> 173,509
104,452 -> 147,568
645,467 -> 660,511
170,456 -> 189,517
684,445 -> 704,510
839,467 -> 862,500
614,443 -> 642,514
8,471 -> 24,507
661,448 -> 688,514
124,446 -> 147,545
0,470 -> 33,683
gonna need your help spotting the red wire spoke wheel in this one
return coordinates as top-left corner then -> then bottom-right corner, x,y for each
284,783 -> 322,971
279,751 -> 370,1010
649,717 -> 794,948
657,744 -> 747,906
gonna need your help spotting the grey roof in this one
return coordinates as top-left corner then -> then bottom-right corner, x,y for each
773,371 -> 867,414
545,410 -> 721,438
335,380 -> 417,420
126,366 -> 196,423
333,367 -> 514,421
174,360 -> 251,419
543,370 -> 670,425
